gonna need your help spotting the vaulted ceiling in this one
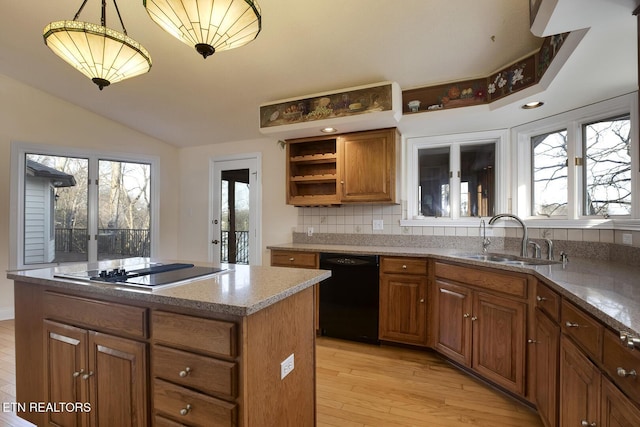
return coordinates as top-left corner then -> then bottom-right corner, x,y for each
0,0 -> 637,147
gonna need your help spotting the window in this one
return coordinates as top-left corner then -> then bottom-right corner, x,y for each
582,114 -> 631,216
516,93 -> 638,221
11,143 -> 159,269
531,129 -> 568,216
407,130 -> 505,221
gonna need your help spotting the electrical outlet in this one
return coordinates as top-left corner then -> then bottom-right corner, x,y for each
307,226 -> 314,237
622,233 -> 633,245
372,219 -> 384,230
280,353 -> 294,379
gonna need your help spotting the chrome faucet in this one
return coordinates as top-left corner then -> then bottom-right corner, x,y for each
529,241 -> 541,258
488,213 -> 528,257
480,218 -> 491,253
545,239 -> 554,260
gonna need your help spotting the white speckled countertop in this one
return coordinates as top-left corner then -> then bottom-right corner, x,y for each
269,243 -> 640,337
6,258 -> 331,316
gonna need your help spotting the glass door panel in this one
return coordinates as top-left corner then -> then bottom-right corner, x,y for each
220,169 -> 250,264
24,154 -> 89,265
97,160 -> 151,260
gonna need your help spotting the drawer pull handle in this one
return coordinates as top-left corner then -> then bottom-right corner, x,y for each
536,296 -> 546,302
402,265 -> 407,269
471,316 -> 478,321
179,404 -> 192,416
565,321 -> 579,328
463,313 -> 470,318
82,371 -> 94,380
289,257 -> 295,262
179,367 -> 192,378
527,339 -> 538,344
419,298 -> 425,303
617,367 -> 637,378
581,421 -> 596,427
72,369 -> 84,378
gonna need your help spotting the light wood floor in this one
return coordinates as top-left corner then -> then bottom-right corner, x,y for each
0,320 -> 542,426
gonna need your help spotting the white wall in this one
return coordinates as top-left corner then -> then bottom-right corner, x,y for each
0,74 -> 181,319
177,138 -> 297,264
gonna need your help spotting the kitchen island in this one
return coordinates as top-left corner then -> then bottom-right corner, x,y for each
7,259 -> 330,427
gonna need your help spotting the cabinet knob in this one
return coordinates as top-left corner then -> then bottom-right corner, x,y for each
72,369 -> 84,378
471,316 -> 478,321
463,313 -> 470,318
179,404 -> 192,416
617,367 -> 637,378
289,257 -> 295,262
565,321 -> 579,328
81,371 -> 94,380
536,296 -> 546,302
179,367 -> 192,378
419,298 -> 425,303
581,421 -> 596,427
527,339 -> 538,344
402,265 -> 407,269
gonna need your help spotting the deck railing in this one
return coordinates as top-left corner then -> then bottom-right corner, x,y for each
55,228 -> 151,257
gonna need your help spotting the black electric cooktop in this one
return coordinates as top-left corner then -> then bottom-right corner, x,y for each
54,262 -> 226,289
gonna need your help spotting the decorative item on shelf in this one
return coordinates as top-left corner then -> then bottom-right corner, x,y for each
144,0 -> 262,59
407,100 -> 421,112
487,56 -> 536,102
43,0 -> 152,90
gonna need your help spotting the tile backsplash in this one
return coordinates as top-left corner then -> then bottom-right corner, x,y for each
294,205 -> 640,264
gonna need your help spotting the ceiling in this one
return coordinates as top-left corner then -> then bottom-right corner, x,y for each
0,0 -> 637,148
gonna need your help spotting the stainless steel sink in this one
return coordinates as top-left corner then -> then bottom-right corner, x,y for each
455,253 -> 559,266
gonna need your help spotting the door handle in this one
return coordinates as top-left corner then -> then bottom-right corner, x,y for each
212,240 -> 219,244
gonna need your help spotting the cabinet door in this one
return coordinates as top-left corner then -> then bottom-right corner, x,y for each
87,331 -> 148,427
601,375 -> 640,427
433,280 -> 473,366
339,129 -> 397,203
559,335 -> 601,427
379,273 -> 427,345
533,309 -> 560,427
43,320 -> 89,427
472,292 -> 526,395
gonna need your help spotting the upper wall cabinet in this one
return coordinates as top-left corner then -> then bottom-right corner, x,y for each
286,128 -> 400,206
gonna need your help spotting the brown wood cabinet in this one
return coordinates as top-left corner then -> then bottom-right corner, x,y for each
433,262 -> 528,396
378,257 -> 428,346
42,305 -> 148,427
270,249 -> 320,330
532,308 -> 560,427
14,279 -> 317,427
285,128 -> 399,205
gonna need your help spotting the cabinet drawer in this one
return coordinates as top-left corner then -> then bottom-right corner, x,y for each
535,282 -> 560,321
434,262 -> 527,298
155,415 -> 189,427
561,300 -> 603,361
154,379 -> 237,427
43,292 -> 147,338
381,257 -> 427,275
603,329 -> 640,403
153,345 -> 237,398
153,311 -> 237,358
271,250 -> 318,268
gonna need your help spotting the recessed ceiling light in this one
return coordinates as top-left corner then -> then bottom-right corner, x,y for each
321,127 -> 337,133
522,101 -> 544,109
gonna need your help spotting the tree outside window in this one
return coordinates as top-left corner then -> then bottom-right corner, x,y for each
531,129 -> 568,216
583,114 -> 631,216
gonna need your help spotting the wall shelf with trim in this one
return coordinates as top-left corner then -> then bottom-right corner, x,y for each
259,81 -> 402,140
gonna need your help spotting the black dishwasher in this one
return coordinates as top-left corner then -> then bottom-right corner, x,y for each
319,253 -> 380,344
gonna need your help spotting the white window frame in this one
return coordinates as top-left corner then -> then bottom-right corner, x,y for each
9,142 -> 160,270
402,129 -> 509,226
512,93 -> 640,229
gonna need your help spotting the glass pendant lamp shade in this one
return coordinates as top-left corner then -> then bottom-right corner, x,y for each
144,0 -> 262,59
43,1 -> 152,90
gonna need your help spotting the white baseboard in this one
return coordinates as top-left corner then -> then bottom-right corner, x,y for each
0,306 -> 15,320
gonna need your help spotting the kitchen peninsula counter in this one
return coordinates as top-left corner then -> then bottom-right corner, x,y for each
268,242 -> 640,338
8,259 -> 330,427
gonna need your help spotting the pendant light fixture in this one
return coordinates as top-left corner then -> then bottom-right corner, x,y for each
43,0 -> 152,90
143,0 -> 262,59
